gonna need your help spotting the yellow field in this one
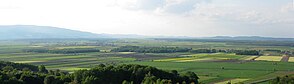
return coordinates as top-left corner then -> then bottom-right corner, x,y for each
12,61 -> 44,63
215,78 -> 249,84
255,56 -> 282,61
118,52 -> 136,54
288,57 -> 294,62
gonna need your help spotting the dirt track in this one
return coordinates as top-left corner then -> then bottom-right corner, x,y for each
281,56 -> 289,62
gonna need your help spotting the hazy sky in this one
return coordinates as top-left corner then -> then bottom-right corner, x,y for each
0,0 -> 293,37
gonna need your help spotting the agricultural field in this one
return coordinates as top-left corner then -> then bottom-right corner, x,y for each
154,53 -> 251,62
0,39 -> 294,83
289,57 -> 294,62
255,56 -> 283,61
125,61 -> 294,83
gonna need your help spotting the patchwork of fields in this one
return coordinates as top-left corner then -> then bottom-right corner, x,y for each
0,52 -> 137,71
1,39 -> 294,84
125,61 -> 294,83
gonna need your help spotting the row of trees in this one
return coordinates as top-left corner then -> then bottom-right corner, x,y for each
24,48 -> 100,54
112,46 -> 261,55
0,61 -> 199,84
111,46 -> 192,53
234,50 -> 260,55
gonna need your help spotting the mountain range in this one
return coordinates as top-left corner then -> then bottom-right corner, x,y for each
0,25 -> 293,41
0,25 -> 146,39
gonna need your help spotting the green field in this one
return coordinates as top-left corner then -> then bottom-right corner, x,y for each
125,61 -> 294,83
0,39 -> 294,83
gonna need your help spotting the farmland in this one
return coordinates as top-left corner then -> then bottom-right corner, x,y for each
0,38 -> 294,83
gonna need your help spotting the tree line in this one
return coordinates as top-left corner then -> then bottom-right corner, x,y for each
0,61 -> 199,84
112,46 -> 260,55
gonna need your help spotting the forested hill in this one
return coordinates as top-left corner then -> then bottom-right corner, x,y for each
0,25 -> 101,39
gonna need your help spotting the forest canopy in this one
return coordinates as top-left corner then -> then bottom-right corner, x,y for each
0,61 -> 199,84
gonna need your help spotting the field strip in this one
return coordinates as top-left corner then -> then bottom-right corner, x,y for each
154,58 -> 191,62
36,59 -> 98,66
45,57 -> 135,68
240,56 -> 258,60
55,46 -> 97,49
46,60 -> 100,68
0,53 -> 64,59
35,55 -> 94,60
245,71 -> 294,83
255,56 -> 282,61
198,76 -> 217,82
4,55 -> 94,61
288,57 -> 294,62
12,61 -> 45,63
215,78 -> 249,84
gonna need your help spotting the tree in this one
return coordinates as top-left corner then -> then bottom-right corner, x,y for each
38,65 -> 48,73
183,71 -> 199,84
122,80 -> 133,84
44,75 -> 55,84
20,74 -> 43,84
142,72 -> 157,84
82,76 -> 99,84
2,66 -> 14,72
4,77 -> 23,84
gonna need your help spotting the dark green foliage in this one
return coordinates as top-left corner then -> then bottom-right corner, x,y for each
269,75 -> 294,84
38,65 -> 48,73
0,62 -> 198,84
235,50 -> 260,55
264,49 -> 282,52
20,74 -> 43,84
82,76 -> 99,84
190,49 -> 217,53
0,61 -> 38,71
111,46 -> 192,53
73,64 -> 198,84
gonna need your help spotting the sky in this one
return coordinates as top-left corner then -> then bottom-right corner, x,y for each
0,0 -> 293,38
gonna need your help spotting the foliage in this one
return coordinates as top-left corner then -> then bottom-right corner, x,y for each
0,61 -> 199,84
0,61 -> 38,71
234,50 -> 260,55
269,75 -> 294,84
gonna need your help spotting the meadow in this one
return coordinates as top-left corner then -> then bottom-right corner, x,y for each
0,39 -> 294,84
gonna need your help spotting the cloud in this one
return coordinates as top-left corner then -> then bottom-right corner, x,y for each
115,0 -> 165,10
115,0 -> 211,14
160,0 -> 211,14
0,0 -> 293,38
182,1 -> 294,25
